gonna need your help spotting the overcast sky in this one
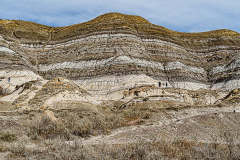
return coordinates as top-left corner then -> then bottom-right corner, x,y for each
0,0 -> 239,33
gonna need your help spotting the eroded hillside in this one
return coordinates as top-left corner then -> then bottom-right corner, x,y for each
0,13 -> 240,159
0,12 -> 239,96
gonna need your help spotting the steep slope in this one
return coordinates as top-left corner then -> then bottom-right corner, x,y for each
0,12 -> 240,98
0,77 -> 93,109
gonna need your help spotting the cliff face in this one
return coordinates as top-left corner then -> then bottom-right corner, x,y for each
0,13 -> 240,97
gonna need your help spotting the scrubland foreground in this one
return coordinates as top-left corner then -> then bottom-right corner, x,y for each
1,98 -> 240,159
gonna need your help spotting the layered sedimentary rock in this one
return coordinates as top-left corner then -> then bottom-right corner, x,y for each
1,77 -> 94,109
0,13 -> 240,97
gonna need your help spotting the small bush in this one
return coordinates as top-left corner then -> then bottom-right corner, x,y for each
59,112 -> 93,137
0,142 -> 8,152
40,138 -> 94,159
0,131 -> 17,142
9,140 -> 28,158
28,114 -> 70,140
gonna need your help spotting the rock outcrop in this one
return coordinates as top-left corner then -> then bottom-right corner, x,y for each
0,13 -> 239,105
1,77 -> 93,109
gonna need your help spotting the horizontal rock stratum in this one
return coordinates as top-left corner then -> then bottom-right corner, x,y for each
0,12 -> 240,98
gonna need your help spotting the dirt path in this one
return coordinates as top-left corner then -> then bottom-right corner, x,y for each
71,106 -> 240,146
74,124 -> 162,145
0,105 -> 239,148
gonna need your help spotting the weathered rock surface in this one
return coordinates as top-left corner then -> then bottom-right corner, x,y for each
0,13 -> 239,107
0,77 -> 94,109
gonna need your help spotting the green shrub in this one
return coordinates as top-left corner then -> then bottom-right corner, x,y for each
0,131 -> 17,142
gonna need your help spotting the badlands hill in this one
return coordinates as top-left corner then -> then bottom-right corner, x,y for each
0,12 -> 240,159
0,12 -> 239,106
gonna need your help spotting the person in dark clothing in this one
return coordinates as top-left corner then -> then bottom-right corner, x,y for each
166,82 -> 168,88
0,86 -> 2,95
8,77 -> 10,83
159,82 -> 161,87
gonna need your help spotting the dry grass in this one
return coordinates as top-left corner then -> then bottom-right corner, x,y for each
1,13 -> 239,46
1,95 -> 240,159
0,110 -> 239,159
4,133 -> 240,160
26,107 -> 144,140
27,113 -> 71,140
0,101 -> 13,111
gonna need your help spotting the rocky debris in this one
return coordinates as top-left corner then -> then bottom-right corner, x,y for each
214,88 -> 240,106
120,85 -> 226,107
42,110 -> 57,121
0,70 -> 43,96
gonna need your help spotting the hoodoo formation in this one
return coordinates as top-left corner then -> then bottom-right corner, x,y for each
0,12 -> 239,107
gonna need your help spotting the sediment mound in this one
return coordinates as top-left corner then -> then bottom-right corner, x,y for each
0,77 -> 93,110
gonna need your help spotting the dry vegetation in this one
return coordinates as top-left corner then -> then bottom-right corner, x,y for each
1,84 -> 240,159
2,130 -> 240,159
0,99 -> 240,159
1,12 -> 239,48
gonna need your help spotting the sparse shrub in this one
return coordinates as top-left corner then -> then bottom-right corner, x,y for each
42,138 -> 96,159
143,97 -> 149,102
146,151 -> 162,160
142,111 -> 151,119
104,113 -> 127,129
9,140 -> 28,158
18,81 -> 35,94
72,118 -> 93,137
28,114 -> 70,140
0,142 -> 7,152
59,111 -> 93,137
131,139 -> 147,159
29,110 -> 109,139
0,131 -> 17,142
123,110 -> 141,121
219,127 -> 240,159
7,132 -> 240,159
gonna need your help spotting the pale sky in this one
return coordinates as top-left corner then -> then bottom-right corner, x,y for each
0,0 -> 239,33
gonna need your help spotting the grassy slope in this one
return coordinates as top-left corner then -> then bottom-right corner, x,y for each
0,12 -> 239,47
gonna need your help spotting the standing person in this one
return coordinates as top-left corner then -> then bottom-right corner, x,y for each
166,82 -> 167,88
8,77 -> 10,83
159,82 -> 161,87
0,86 -> 2,95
